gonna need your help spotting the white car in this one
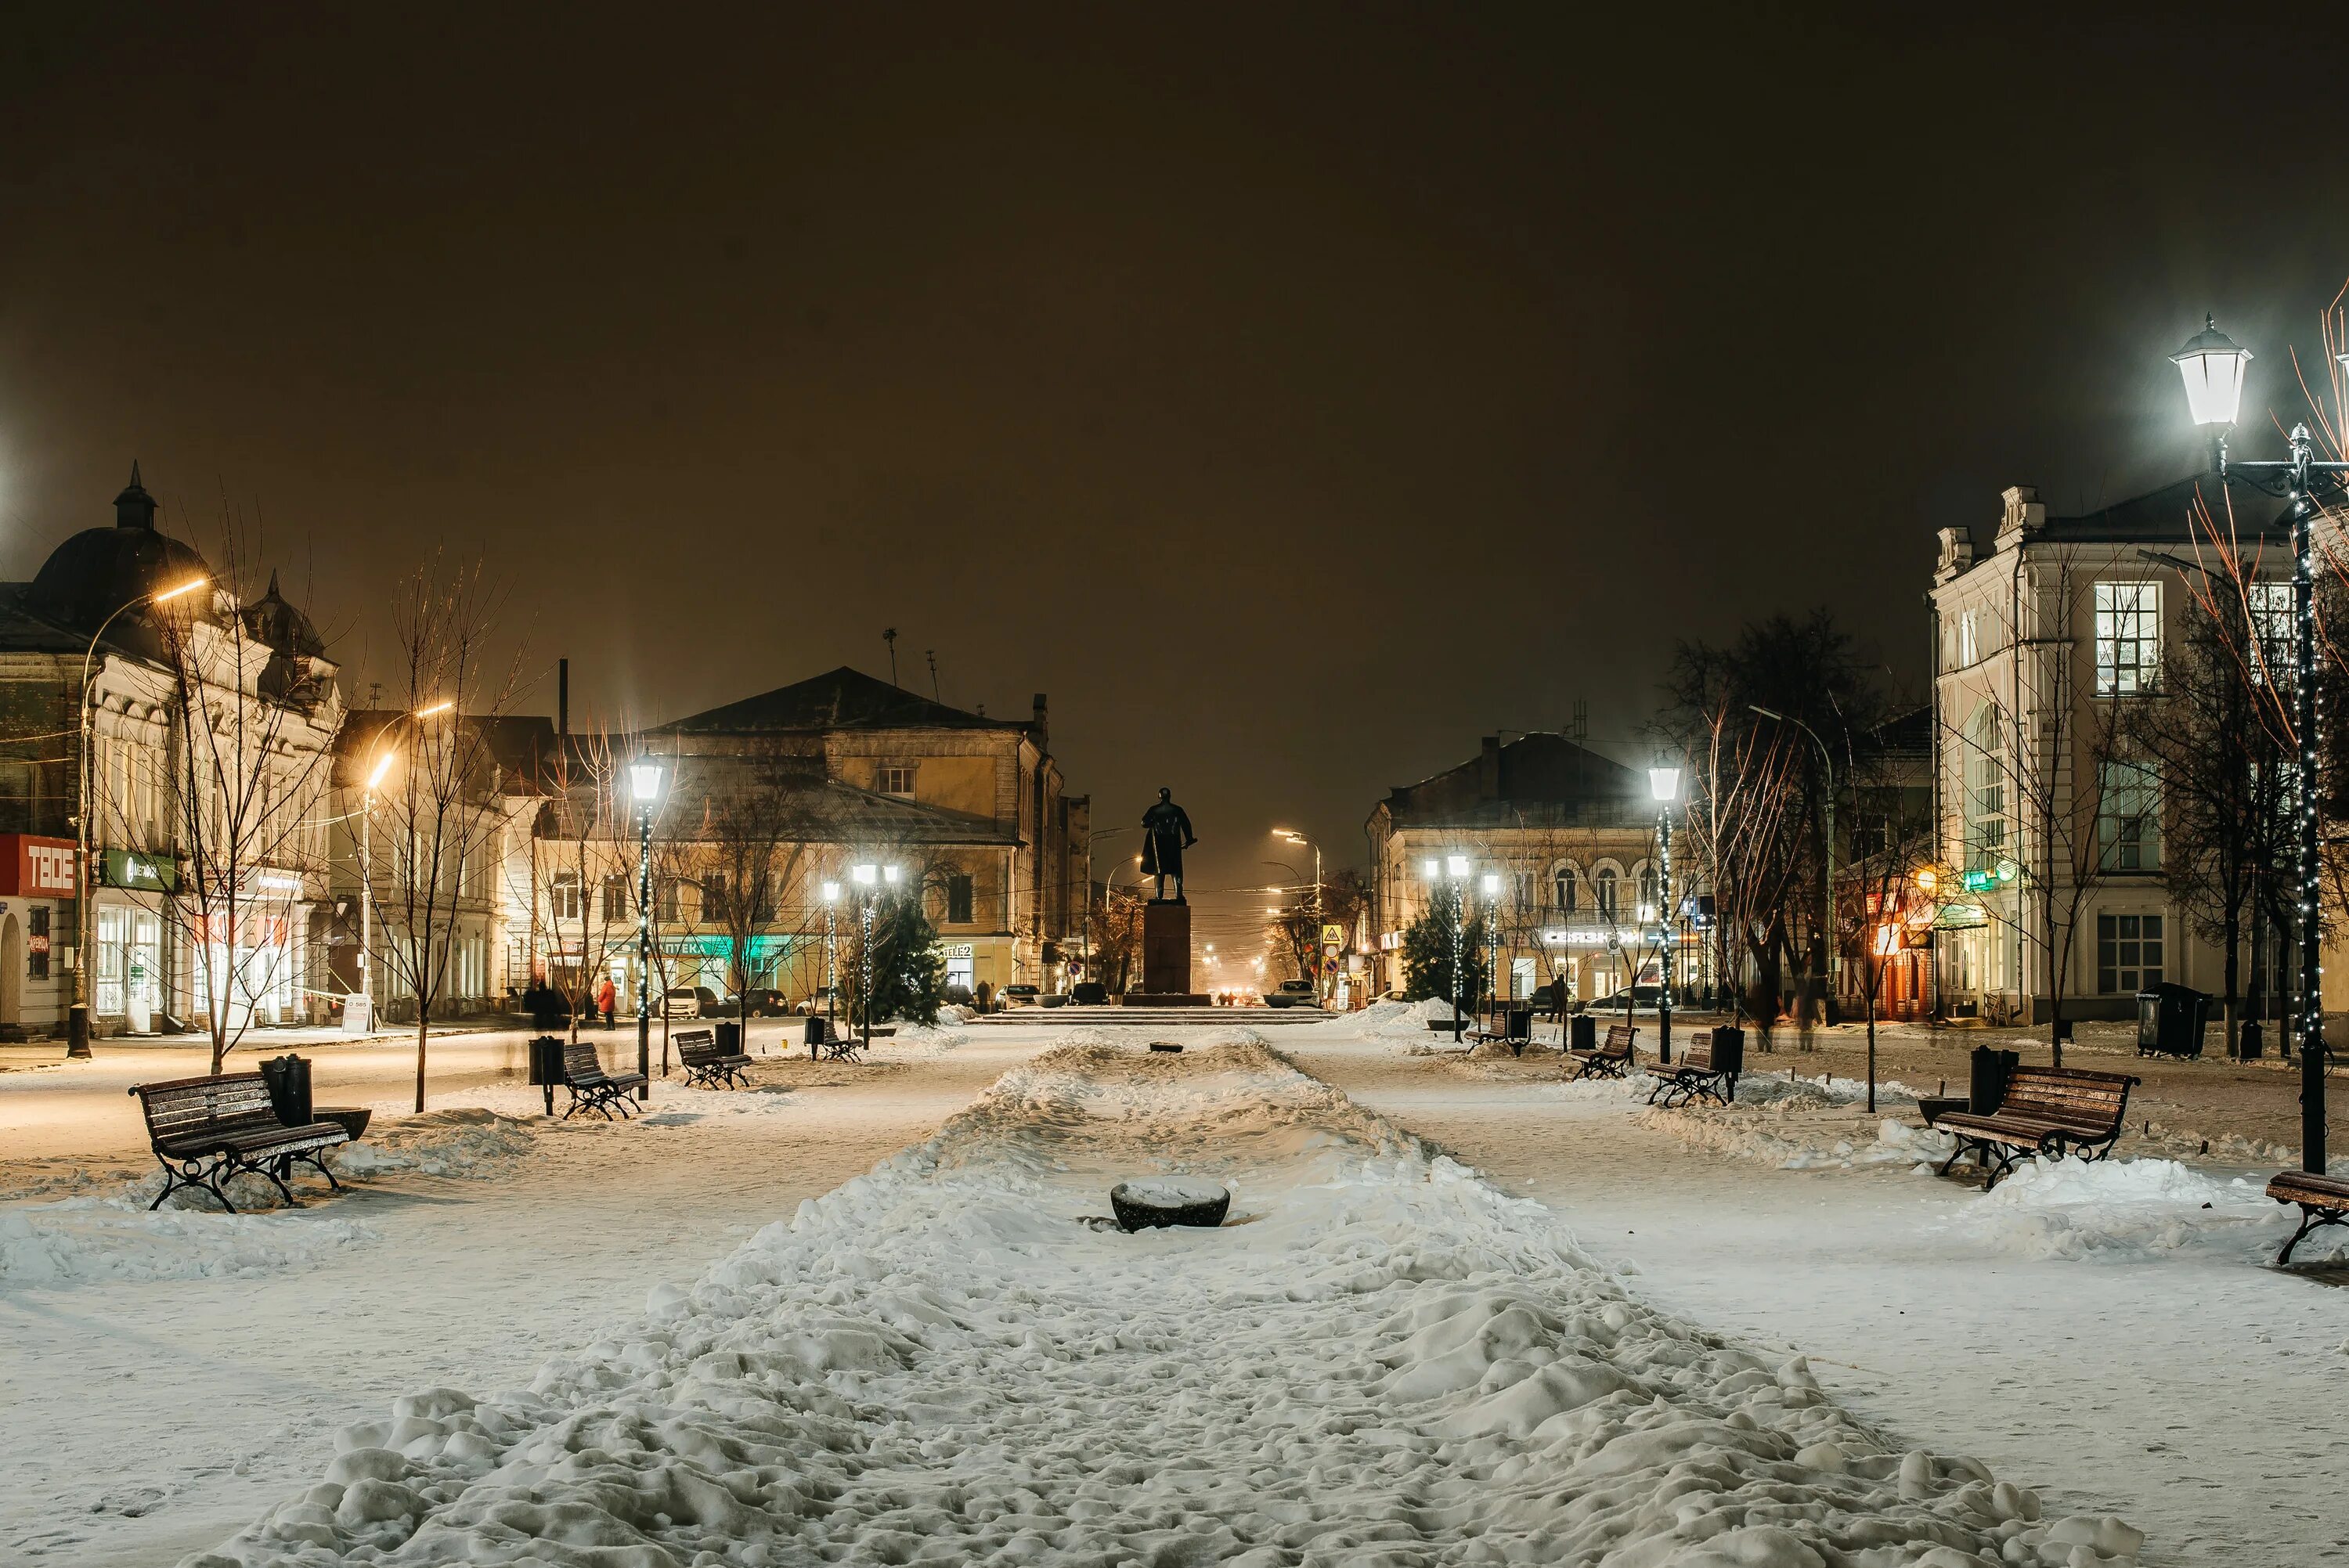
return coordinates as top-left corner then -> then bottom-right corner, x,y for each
1261,979 -> 1319,1008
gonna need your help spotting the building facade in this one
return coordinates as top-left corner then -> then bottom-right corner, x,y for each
1365,734 -> 1691,1004
0,469 -> 343,1038
1927,479 -> 2298,1023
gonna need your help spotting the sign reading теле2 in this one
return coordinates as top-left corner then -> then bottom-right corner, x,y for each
0,834 -> 77,896
101,849 -> 177,892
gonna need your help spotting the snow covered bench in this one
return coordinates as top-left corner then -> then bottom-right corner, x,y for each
1565,1022 -> 1636,1080
673,1029 -> 752,1089
128,1072 -> 352,1213
1647,1030 -> 1740,1107
559,1042 -> 648,1119
1932,1065 -> 2138,1189
2264,1170 -> 2349,1264
1469,1006 -> 1533,1055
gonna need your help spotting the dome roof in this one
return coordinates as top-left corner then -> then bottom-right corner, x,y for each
241,570 -> 327,658
27,463 -> 214,634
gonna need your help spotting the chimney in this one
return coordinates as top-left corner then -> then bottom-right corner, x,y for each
1479,735 -> 1502,799
1032,692 -> 1048,747
557,658 -> 569,737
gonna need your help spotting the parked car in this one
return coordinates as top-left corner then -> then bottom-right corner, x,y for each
721,988 -> 792,1017
795,987 -> 842,1015
1597,984 -> 1667,1014
1262,979 -> 1319,1008
999,984 -> 1042,1009
662,986 -> 720,1018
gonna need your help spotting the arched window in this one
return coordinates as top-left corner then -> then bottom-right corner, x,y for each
1637,864 -> 1660,912
1593,865 -> 1619,921
1553,863 -> 1579,914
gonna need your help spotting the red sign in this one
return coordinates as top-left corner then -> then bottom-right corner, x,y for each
0,834 -> 77,897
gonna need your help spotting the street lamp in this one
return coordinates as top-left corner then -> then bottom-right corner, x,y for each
851,861 -> 900,1051
68,574 -> 207,1059
1274,829 -> 1326,1001
1651,765 -> 1682,1066
1480,871 -> 1502,1015
629,754 -> 663,1100
2170,314 -> 2349,1174
1424,854 -> 1472,1043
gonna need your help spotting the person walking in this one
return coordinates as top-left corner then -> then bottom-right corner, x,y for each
597,975 -> 617,1030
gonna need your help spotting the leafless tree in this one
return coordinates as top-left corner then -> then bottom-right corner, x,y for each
356,557 -> 526,1112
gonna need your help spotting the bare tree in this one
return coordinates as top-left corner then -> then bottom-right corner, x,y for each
150,527 -> 340,1075
358,557 -> 526,1112
532,720 -> 637,1047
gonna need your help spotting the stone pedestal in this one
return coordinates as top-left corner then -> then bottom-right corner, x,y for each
1123,899 -> 1209,1006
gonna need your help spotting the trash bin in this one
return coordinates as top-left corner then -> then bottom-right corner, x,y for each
1709,1026 -> 1745,1077
1969,1045 -> 2017,1114
526,1035 -> 568,1116
714,1021 -> 742,1056
258,1054 -> 312,1126
1569,1013 -> 1597,1053
2138,983 -> 2213,1058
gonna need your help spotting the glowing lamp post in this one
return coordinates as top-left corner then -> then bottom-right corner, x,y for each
1480,872 -> 1502,1014
630,755 -> 663,1099
2170,315 -> 2349,1173
1651,766 -> 1682,1065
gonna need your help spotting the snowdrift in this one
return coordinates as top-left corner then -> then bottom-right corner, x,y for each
185,1039 -> 2148,1567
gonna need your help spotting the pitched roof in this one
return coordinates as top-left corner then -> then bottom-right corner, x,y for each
656,665 -> 1020,736
1377,733 -> 1647,831
2036,474 -> 2288,545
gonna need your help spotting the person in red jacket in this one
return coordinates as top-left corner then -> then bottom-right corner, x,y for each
596,975 -> 617,1030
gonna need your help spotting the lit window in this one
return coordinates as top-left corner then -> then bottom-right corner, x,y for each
2094,582 -> 2160,694
2096,912 -> 2163,993
1966,705 -> 2004,870
549,873 -> 583,922
2097,761 -> 2161,872
2249,582 -> 2293,686
1553,866 -> 1579,913
1593,867 -> 1619,920
877,765 -> 916,797
1959,609 -> 1979,665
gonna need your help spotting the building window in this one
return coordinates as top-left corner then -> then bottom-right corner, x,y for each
1959,608 -> 1979,665
877,765 -> 916,797
2250,581 -> 2293,686
27,906 -> 49,979
946,873 -> 974,925
1637,866 -> 1660,912
1965,704 -> 2004,870
655,878 -> 685,924
549,873 -> 583,922
1593,866 -> 1619,921
2097,912 -> 2163,993
2094,581 -> 2160,694
1553,866 -> 1579,914
601,875 -> 630,921
2097,761 -> 2160,871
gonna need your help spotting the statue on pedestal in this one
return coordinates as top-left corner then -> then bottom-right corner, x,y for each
1140,788 -> 1196,903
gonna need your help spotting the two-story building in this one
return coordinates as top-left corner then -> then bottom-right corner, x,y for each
1928,478 -> 2295,1023
1365,733 -> 1684,1004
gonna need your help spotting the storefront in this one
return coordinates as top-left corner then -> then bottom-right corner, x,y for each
182,867 -> 311,1032
0,834 -> 75,1034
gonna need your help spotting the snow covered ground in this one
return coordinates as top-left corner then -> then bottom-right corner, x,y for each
2,1018 -> 2343,1565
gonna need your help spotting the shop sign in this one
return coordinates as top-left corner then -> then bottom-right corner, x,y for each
101,849 -> 175,892
940,943 -> 974,959
0,834 -> 76,896
1932,901 -> 1988,930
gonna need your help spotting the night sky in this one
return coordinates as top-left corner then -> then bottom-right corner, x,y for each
8,5 -> 2349,947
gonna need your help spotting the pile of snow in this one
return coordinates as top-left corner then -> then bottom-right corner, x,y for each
191,1039 -> 2146,1568
333,1108 -> 535,1179
1947,1155 -> 2294,1262
876,1024 -> 969,1058
932,1004 -> 980,1025
0,1199 -> 372,1286
1640,1104 -> 1959,1173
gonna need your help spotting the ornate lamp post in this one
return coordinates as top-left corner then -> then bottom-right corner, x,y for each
1651,765 -> 1682,1065
2170,315 -> 2349,1174
629,754 -> 663,1101
1481,871 -> 1502,1013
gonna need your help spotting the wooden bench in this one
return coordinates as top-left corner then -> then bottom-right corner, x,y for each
1647,1033 -> 1740,1108
2265,1170 -> 2349,1264
1566,1022 -> 1636,1080
1933,1065 -> 2140,1188
128,1073 -> 353,1212
561,1041 -> 649,1119
673,1028 -> 752,1089
1469,1006 -> 1534,1056
809,1017 -> 865,1061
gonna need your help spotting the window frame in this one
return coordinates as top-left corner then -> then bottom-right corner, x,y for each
2094,580 -> 2161,696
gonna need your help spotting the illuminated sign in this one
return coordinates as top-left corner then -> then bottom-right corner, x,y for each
101,850 -> 176,892
0,834 -> 76,896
